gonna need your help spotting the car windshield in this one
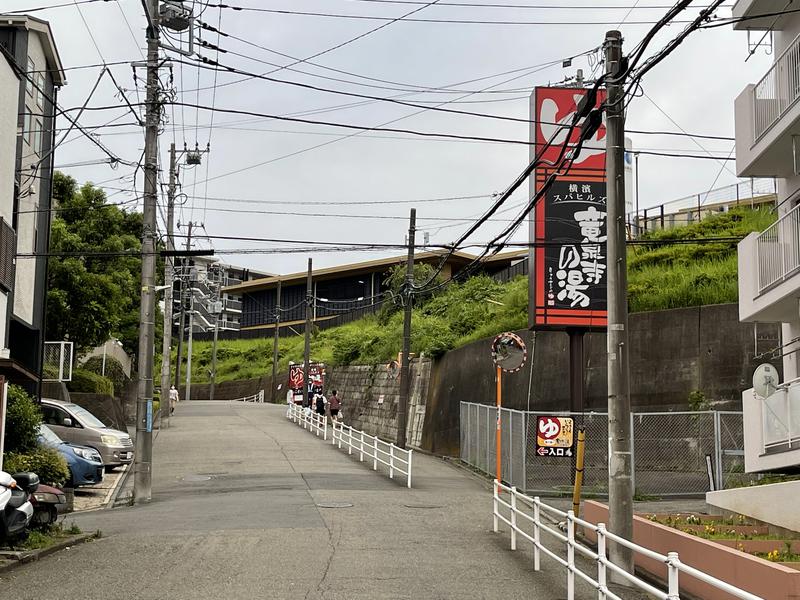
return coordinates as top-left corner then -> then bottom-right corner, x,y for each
38,424 -> 64,446
66,404 -> 107,428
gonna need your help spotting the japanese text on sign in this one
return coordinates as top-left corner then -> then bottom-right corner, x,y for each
535,416 -> 575,458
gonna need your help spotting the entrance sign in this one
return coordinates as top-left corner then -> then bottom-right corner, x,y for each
531,87 -> 608,330
535,416 -> 575,457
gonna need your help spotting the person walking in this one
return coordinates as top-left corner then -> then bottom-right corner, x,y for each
314,387 -> 327,417
169,385 -> 179,414
328,389 -> 341,422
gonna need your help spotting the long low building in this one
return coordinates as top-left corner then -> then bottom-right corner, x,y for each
221,249 -> 527,337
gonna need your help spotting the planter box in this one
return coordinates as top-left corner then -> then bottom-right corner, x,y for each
677,524 -> 769,536
583,501 -> 800,600
714,539 -> 800,554
644,514 -> 753,525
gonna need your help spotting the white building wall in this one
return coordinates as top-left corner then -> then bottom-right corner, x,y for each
0,57 -> 17,357
13,32 -> 47,326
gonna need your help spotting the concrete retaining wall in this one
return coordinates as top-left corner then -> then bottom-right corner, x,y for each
328,359 -> 431,446
68,392 -> 127,431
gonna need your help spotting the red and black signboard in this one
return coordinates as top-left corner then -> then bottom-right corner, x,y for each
532,87 -> 608,331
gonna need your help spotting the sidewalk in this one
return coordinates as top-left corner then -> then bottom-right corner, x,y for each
2,401 -> 646,598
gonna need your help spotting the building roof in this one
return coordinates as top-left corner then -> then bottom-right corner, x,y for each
223,248 -> 527,294
0,15 -> 66,86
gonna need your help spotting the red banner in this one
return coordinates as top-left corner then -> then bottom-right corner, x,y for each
532,87 -> 608,330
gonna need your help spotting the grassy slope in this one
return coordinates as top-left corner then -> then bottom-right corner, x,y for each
184,208 -> 775,384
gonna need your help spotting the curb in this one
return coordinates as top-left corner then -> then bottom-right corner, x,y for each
0,532 -> 98,573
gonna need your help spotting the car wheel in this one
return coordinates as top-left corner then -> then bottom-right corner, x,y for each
104,465 -> 117,473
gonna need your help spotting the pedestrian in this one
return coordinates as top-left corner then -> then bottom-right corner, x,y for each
329,389 -> 341,422
169,385 -> 179,414
314,387 -> 327,417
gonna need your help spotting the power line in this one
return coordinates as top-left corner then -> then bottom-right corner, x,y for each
6,0 -> 113,14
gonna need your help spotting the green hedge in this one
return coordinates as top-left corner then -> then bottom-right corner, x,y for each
81,355 -> 127,395
3,447 -> 70,487
67,368 -> 114,396
4,385 -> 43,454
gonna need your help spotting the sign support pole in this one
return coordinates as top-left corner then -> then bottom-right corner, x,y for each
496,364 -> 502,488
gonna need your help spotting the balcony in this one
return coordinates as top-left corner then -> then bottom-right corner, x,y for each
223,298 -> 242,313
743,378 -> 800,472
734,32 -> 800,177
732,0 -> 795,31
739,201 -> 800,322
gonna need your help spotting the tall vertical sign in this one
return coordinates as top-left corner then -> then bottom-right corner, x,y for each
529,87 -> 608,330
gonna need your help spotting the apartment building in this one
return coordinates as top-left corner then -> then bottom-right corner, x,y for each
733,1 -> 800,471
0,15 -> 64,384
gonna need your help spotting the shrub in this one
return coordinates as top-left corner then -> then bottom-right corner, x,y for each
67,368 -> 114,396
3,447 -> 69,487
4,385 -> 42,453
82,355 -> 128,394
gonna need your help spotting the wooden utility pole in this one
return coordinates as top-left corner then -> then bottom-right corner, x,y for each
184,222 -> 195,403
397,208 -> 416,449
271,279 -> 282,403
605,29 -> 634,574
209,266 -> 221,401
160,143 -> 176,428
303,259 -> 312,407
133,0 -> 160,504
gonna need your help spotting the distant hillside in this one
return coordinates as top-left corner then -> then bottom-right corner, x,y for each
183,207 -> 775,384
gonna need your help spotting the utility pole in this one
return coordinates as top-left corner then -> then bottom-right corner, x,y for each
160,143 -> 177,428
303,259 -> 312,407
271,279 -> 282,403
209,267 -> 221,401
174,260 -> 185,389
133,0 -> 160,504
605,29 -> 634,573
397,208 -> 416,449
184,221 -> 195,403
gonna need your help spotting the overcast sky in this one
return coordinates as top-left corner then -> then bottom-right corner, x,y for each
5,0 -> 773,275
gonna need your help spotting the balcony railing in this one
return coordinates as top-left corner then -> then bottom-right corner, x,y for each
756,201 -> 800,293
223,298 -> 242,312
753,31 -> 800,141
761,377 -> 800,454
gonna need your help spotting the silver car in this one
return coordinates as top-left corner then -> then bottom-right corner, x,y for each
40,399 -> 134,470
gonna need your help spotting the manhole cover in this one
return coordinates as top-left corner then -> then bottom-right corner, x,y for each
181,474 -> 212,482
404,504 -> 443,509
316,502 -> 353,509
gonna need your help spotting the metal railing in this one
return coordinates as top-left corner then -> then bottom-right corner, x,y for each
330,420 -> 413,488
232,390 -> 264,403
754,31 -> 800,141
461,403 -> 755,496
223,298 -> 242,312
492,482 -> 763,600
287,402 -> 328,440
760,377 -> 800,453
756,201 -> 800,293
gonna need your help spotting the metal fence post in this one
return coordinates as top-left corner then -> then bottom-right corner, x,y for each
533,496 -> 541,571
407,451 -> 412,488
630,412 -> 636,495
510,486 -> 517,550
509,411 -> 514,487
360,431 -> 364,461
373,437 -> 378,471
567,510 -> 575,600
667,552 -> 680,600
324,415 -> 327,441
714,411 -> 724,491
597,523 -> 608,600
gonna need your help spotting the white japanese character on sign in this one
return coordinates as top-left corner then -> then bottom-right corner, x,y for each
568,183 -> 578,193
581,184 -> 592,193
574,206 -> 607,243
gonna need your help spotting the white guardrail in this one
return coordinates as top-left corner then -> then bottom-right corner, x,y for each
492,482 -> 763,600
286,403 -> 413,487
233,390 -> 265,403
287,402 -> 329,439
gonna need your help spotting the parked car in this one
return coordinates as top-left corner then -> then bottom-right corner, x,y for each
38,424 -> 104,488
40,399 -> 134,471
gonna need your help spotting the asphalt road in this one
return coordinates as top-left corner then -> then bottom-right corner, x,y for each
1,401 -> 649,599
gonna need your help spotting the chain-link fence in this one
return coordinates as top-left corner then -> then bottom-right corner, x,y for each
42,341 -> 73,382
460,403 -> 758,497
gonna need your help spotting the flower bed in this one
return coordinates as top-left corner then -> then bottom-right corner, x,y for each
582,500 -> 800,600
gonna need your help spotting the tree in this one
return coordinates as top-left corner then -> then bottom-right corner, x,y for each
46,173 -> 162,355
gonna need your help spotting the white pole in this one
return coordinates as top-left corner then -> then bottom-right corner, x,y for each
102,343 -> 107,377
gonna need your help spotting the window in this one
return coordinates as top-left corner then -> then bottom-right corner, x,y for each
35,73 -> 45,108
34,119 -> 42,155
23,113 -> 31,146
26,58 -> 34,96
0,219 -> 15,293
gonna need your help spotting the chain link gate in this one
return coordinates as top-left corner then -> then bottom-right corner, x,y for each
460,402 -> 750,497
